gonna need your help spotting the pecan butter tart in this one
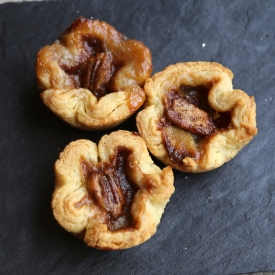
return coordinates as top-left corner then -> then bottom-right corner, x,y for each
36,17 -> 152,130
52,130 -> 174,250
136,62 -> 257,173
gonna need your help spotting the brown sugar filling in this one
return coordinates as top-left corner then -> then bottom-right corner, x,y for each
160,84 -> 232,166
57,17 -> 150,102
58,17 -> 126,100
62,48 -> 123,100
82,147 -> 138,231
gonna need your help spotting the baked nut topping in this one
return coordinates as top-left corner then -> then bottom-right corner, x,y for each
164,88 -> 216,135
136,62 -> 257,172
52,130 -> 174,249
36,17 -> 152,130
86,147 -> 138,231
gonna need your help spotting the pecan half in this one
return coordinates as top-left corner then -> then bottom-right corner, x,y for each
82,52 -> 114,99
88,173 -> 124,217
164,91 -> 216,135
87,147 -> 137,231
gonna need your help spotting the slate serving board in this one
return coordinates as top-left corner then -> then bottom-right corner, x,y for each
0,0 -> 274,274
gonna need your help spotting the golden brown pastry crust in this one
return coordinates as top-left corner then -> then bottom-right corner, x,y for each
136,62 -> 257,172
52,130 -> 174,250
36,17 -> 152,130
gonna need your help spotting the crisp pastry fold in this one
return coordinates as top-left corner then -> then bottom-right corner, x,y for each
136,62 -> 257,173
52,130 -> 174,250
36,17 -> 152,130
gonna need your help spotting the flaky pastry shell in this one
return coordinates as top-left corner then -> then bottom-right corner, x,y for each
36,17 -> 152,130
136,62 -> 257,173
52,130 -> 174,250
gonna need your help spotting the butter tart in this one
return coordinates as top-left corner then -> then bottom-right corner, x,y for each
52,130 -> 174,250
36,17 -> 152,130
136,62 -> 257,172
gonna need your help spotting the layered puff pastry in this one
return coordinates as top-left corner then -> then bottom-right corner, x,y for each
36,17 -> 152,130
136,62 -> 257,173
52,130 -> 174,250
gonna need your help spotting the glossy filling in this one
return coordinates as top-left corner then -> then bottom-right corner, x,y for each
85,147 -> 138,231
160,84 -> 231,165
57,17 -> 150,102
60,40 -> 118,99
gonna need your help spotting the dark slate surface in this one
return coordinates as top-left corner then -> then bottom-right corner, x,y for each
0,0 -> 274,274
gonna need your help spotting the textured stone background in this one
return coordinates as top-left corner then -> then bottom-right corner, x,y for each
0,1 -> 274,275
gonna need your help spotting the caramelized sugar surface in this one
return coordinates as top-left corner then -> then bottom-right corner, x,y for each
160,85 -> 232,166
57,17 -> 151,100
83,147 -> 138,231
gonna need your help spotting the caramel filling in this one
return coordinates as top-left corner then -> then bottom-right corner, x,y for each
61,44 -> 117,100
58,18 -> 122,99
81,52 -> 114,99
56,17 -> 151,102
84,147 -> 138,231
160,85 -> 231,165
